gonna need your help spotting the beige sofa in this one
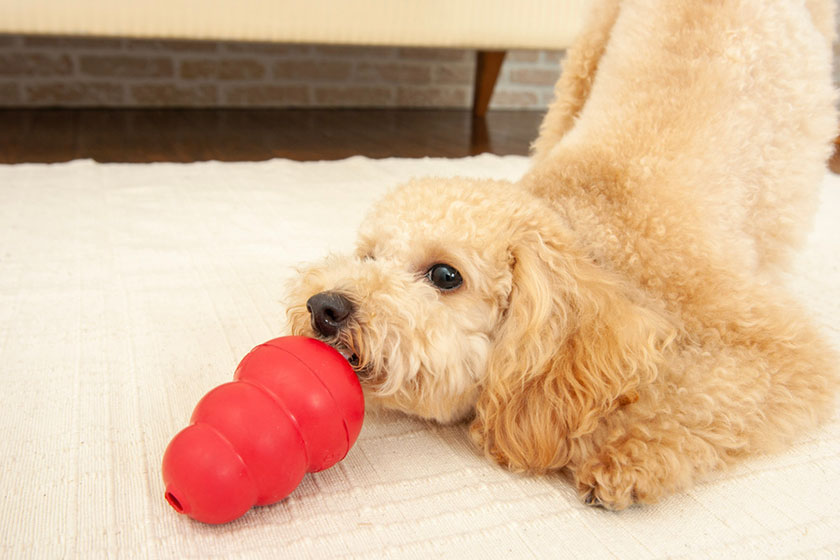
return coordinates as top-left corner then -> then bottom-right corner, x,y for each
0,0 -> 588,114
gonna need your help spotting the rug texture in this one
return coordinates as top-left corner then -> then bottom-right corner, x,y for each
1,155 -> 838,559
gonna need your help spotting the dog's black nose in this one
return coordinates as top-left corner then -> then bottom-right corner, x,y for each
306,291 -> 354,338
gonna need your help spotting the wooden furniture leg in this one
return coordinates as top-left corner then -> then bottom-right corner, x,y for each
830,133 -> 840,174
472,50 -> 507,118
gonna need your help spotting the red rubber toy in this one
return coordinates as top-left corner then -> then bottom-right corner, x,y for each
161,336 -> 364,524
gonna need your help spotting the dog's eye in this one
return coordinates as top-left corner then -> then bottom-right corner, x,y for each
426,263 -> 463,291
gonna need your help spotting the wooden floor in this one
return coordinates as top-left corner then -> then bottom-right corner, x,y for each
4,108 -> 838,172
0,109 -> 545,163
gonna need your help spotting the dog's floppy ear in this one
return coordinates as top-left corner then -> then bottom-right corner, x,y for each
470,220 -> 673,472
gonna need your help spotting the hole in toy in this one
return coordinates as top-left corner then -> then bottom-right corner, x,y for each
166,491 -> 184,513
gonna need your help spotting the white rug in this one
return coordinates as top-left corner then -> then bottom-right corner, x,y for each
1,155 -> 838,559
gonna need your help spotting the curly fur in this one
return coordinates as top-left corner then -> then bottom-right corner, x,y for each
287,0 -> 840,509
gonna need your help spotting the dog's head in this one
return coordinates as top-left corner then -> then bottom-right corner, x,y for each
287,177 -> 671,469
287,177 -> 517,422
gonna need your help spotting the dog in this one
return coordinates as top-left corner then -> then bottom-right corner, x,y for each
286,0 -> 839,509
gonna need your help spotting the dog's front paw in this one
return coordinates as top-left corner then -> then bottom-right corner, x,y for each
576,460 -> 636,511
575,449 -> 663,511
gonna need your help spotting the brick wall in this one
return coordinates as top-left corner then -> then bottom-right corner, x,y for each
0,34 -> 562,109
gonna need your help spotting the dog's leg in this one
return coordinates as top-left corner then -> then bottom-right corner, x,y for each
804,0 -> 836,46
575,285 -> 839,511
530,0 -> 620,165
573,419 -> 727,510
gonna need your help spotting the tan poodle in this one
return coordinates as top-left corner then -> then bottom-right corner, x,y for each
287,0 -> 840,509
